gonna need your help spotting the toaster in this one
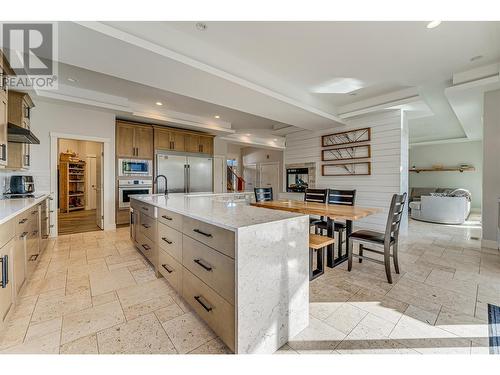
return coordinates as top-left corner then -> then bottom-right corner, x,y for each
10,175 -> 35,195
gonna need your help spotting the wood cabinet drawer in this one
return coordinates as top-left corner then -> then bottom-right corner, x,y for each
158,208 -> 182,231
182,235 -> 235,305
136,232 -> 156,266
15,214 -> 31,237
139,212 -> 156,241
182,216 -> 235,259
138,203 -> 155,218
158,222 -> 182,262
182,269 -> 235,352
158,248 -> 182,294
0,219 -> 14,249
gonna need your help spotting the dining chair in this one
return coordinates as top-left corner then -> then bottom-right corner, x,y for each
254,187 -> 273,202
304,188 -> 328,230
316,189 -> 356,252
347,193 -> 407,284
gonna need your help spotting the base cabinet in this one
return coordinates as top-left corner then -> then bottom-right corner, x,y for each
0,238 -> 14,325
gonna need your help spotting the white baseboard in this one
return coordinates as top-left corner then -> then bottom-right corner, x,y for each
481,239 -> 498,249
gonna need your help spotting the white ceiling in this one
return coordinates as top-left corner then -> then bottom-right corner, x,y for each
26,21 -> 500,145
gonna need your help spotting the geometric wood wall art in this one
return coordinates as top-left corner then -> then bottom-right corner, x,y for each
321,127 -> 371,147
322,162 -> 371,176
322,144 -> 371,162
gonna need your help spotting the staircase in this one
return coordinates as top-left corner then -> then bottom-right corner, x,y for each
227,166 -> 245,192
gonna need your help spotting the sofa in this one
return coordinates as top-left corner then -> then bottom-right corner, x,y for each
409,188 -> 471,225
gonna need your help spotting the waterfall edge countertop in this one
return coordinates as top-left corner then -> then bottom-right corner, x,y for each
130,193 -> 307,231
0,194 -> 50,225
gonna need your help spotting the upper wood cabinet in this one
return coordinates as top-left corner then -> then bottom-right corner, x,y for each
7,91 -> 34,170
154,127 -> 185,152
185,134 -> 214,154
116,121 -> 154,159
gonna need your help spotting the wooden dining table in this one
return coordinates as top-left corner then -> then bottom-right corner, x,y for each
250,199 -> 382,268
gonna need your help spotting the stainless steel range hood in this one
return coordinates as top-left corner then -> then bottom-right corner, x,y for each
7,123 -> 40,144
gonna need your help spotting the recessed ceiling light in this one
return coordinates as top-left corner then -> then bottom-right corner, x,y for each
470,55 -> 483,62
214,115 -> 220,119
155,102 -> 163,106
67,77 -> 77,83
426,21 -> 442,29
196,22 -> 207,31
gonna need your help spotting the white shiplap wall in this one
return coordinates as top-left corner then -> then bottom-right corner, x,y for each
284,109 -> 408,232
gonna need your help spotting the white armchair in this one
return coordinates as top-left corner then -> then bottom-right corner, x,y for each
409,195 -> 471,224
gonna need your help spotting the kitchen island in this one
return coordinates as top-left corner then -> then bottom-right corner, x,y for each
130,193 -> 309,354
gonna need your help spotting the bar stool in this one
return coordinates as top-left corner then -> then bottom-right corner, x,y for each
309,234 -> 335,280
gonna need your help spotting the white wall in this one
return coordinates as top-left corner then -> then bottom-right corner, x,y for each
23,99 -> 115,234
409,141 -> 483,210
285,109 -> 408,232
482,89 -> 500,246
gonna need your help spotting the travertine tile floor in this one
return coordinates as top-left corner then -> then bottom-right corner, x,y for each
0,214 -> 497,354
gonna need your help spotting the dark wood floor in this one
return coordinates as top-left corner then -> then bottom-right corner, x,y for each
58,209 -> 102,235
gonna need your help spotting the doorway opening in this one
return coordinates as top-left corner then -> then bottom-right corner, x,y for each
57,138 -> 104,235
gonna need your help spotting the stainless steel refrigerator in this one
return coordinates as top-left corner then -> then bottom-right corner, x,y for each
156,152 -> 213,193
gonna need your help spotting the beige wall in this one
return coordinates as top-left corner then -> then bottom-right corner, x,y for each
482,89 -> 500,246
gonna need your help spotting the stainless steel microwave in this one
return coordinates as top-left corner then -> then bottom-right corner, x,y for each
118,159 -> 153,177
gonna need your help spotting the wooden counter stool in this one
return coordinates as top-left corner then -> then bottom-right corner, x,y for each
309,234 -> 335,280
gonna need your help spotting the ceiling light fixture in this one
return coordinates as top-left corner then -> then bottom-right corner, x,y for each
214,115 -> 220,119
470,55 -> 483,62
196,22 -> 207,31
426,21 -> 442,29
155,102 -> 163,106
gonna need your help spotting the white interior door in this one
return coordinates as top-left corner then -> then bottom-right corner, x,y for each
96,147 -> 104,229
259,163 -> 280,194
243,164 -> 257,192
86,157 -> 97,210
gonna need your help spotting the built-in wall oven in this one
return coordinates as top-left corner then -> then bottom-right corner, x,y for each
118,179 -> 152,209
118,159 -> 153,177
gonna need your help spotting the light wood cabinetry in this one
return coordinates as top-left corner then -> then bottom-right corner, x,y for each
154,127 -> 185,152
7,91 -> 34,170
0,239 -> 14,326
130,200 -> 235,352
185,134 -> 213,154
0,199 -> 48,328
0,86 -> 7,167
116,121 -> 154,159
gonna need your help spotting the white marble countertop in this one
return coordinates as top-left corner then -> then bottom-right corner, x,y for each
0,194 -> 50,225
131,193 -> 306,232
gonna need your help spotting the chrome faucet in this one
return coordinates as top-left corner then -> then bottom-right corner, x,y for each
154,174 -> 168,196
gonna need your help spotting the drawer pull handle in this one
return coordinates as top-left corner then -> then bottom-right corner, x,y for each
194,258 -> 213,272
161,237 -> 172,244
193,229 -> 212,238
0,255 -> 8,288
194,295 -> 213,312
142,206 -> 149,211
31,211 -> 38,215
142,244 -> 151,251
19,218 -> 28,224
161,264 -> 173,273
142,224 -> 151,229
161,215 -> 173,221
20,231 -> 28,239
